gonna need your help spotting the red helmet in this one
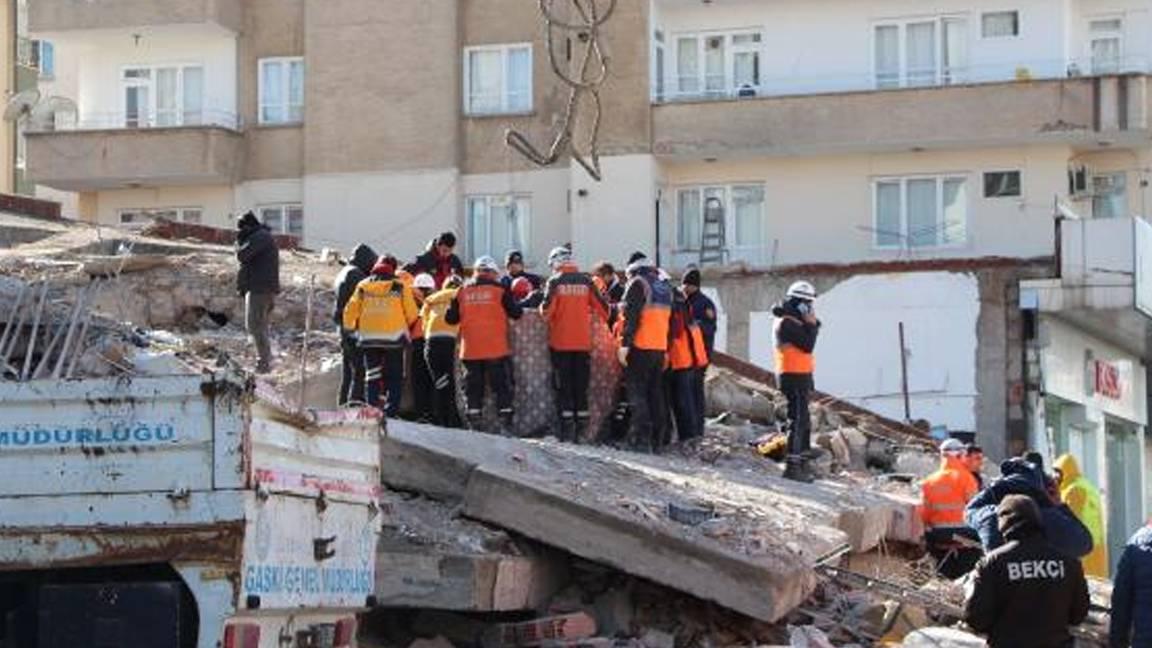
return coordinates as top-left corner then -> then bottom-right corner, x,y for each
511,276 -> 533,300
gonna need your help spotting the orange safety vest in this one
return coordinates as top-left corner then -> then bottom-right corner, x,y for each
920,455 -> 980,529
625,273 -> 671,352
775,315 -> 814,374
542,264 -> 609,352
669,316 -> 709,371
456,281 -> 511,361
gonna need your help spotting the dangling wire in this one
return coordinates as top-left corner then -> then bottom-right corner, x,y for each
505,0 -> 617,181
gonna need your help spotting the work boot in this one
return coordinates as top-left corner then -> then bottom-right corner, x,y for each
558,418 -> 575,443
782,455 -> 815,483
573,417 -> 589,445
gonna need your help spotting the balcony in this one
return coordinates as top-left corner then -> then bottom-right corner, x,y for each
652,74 -> 1152,158
25,113 -> 244,192
30,0 -> 242,33
1021,215 -> 1152,358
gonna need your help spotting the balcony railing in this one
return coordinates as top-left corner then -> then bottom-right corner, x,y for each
652,55 -> 1152,104
28,110 -> 242,133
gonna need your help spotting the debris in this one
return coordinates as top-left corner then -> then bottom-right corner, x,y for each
901,627 -> 986,647
408,637 -> 457,648
483,612 -> 598,648
638,629 -> 674,648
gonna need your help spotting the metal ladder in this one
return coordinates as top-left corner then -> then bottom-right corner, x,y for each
699,196 -> 727,266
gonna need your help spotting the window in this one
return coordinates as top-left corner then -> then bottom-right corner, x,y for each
259,57 -> 305,124
981,11 -> 1020,38
873,176 -> 968,248
259,204 -> 304,238
652,30 -> 666,101
676,184 -> 765,250
464,45 -> 532,115
1089,18 -> 1122,74
467,195 -> 530,259
31,40 -> 54,78
121,65 -> 204,128
983,171 -> 1022,197
1091,173 -> 1127,219
672,31 -> 762,99
118,207 -> 203,229
873,17 -> 968,88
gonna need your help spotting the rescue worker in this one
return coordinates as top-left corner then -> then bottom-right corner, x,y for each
342,255 -> 419,415
772,281 -> 820,482
965,443 -> 987,489
682,267 -> 717,439
540,246 -> 609,443
445,256 -> 522,432
500,250 -> 543,291
667,287 -> 709,443
333,244 -> 377,406
236,211 -> 280,374
421,275 -> 463,428
1110,520 -> 1152,648
1054,453 -> 1109,578
412,232 -> 465,289
921,438 -> 983,578
964,495 -> 1090,648
408,273 -> 438,423
617,252 -> 671,453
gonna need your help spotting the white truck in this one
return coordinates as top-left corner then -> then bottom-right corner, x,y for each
0,371 -> 383,648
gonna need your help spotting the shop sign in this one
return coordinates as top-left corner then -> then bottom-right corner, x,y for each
1094,360 -> 1123,400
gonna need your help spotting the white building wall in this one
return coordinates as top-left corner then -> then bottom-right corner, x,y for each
93,185 -> 235,228
460,167 -> 570,271
748,271 -> 981,432
570,155 -> 661,269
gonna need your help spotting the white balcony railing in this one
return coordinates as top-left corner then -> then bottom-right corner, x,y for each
27,109 -> 242,133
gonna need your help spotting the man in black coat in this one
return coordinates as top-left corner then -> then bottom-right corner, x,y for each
411,232 -> 465,289
333,244 -> 378,405
236,211 -> 280,373
965,494 -> 1090,648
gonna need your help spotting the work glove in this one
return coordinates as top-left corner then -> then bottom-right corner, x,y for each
617,346 -> 630,367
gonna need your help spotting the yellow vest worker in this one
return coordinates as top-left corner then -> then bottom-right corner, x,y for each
1054,453 -> 1109,578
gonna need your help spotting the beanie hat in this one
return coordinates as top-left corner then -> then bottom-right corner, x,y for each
505,250 -> 524,266
997,494 -> 1042,538
237,211 -> 260,229
627,251 -> 648,266
682,268 -> 701,287
371,255 -> 398,276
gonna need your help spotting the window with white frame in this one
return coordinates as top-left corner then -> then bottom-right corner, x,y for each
673,31 -> 762,99
873,176 -> 968,248
1091,172 -> 1127,219
983,170 -> 1022,198
259,203 -> 305,238
981,11 -> 1019,38
122,64 -> 204,128
874,17 -> 967,88
652,30 -> 666,101
31,40 -> 54,78
464,44 -> 532,115
676,185 -> 765,250
118,207 -> 203,228
259,57 -> 304,124
1089,18 -> 1123,74
466,195 -> 530,260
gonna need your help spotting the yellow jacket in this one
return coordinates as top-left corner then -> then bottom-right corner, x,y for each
1055,453 -> 1109,578
421,288 -> 459,339
342,276 -> 419,347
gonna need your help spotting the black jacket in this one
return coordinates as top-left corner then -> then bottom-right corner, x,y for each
501,271 -> 544,291
686,290 -> 718,356
412,239 -> 464,287
236,223 -> 280,295
772,299 -> 819,389
1111,524 -> 1152,648
965,527 -> 1090,648
333,244 -> 378,329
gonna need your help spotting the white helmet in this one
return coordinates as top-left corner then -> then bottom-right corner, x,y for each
786,280 -> 816,301
547,246 -> 572,269
940,438 -> 966,456
474,256 -> 499,274
413,273 -> 436,290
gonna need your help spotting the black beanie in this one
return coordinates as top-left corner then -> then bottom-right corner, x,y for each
627,251 -> 648,266
237,211 -> 260,229
682,269 -> 701,287
998,494 -> 1042,538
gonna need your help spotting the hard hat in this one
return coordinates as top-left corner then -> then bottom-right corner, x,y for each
474,256 -> 499,274
940,438 -> 966,456
511,276 -> 533,300
413,273 -> 436,290
786,280 -> 817,301
444,274 -> 464,290
547,246 -> 572,269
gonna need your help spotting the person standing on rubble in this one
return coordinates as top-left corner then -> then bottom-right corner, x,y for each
333,244 -> 378,405
682,268 -> 717,439
422,274 -> 463,428
618,252 -> 671,453
541,246 -> 609,443
921,438 -> 983,578
235,211 -> 280,374
964,495 -> 1090,648
1053,453 -> 1109,578
412,232 -> 465,290
342,255 -> 419,415
772,281 -> 820,482
407,272 -> 438,423
445,256 -> 523,432
667,286 -> 709,444
1110,520 -> 1152,648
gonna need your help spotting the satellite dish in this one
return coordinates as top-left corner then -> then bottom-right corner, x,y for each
3,89 -> 41,122
31,96 -> 78,131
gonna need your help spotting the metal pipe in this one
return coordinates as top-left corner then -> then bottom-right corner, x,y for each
52,284 -> 91,380
298,274 -> 316,412
0,285 -> 33,373
898,321 -> 911,422
0,282 -> 29,362
20,281 -> 50,381
66,281 -> 104,379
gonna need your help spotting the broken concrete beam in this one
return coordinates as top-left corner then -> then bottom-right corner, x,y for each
376,552 -> 562,612
482,612 -> 598,648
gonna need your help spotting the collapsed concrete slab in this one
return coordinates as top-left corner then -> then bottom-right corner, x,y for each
380,422 -> 920,622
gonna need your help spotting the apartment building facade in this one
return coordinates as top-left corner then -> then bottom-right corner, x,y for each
24,0 -> 1152,568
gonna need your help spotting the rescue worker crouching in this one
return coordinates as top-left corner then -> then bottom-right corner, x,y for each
541,246 -> 609,443
421,274 -> 464,428
773,281 -> 820,482
445,256 -> 523,433
617,252 -> 672,453
920,438 -> 983,578
341,255 -> 419,416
